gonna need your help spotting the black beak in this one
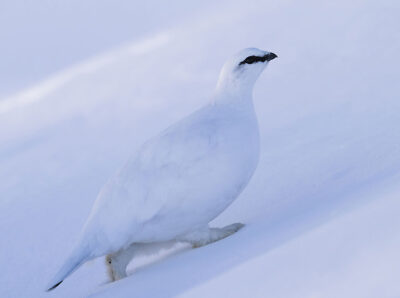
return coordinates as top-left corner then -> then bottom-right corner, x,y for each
264,52 -> 278,62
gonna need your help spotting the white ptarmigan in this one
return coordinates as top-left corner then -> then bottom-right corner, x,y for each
47,48 -> 277,290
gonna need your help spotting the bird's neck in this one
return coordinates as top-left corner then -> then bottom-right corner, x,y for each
214,72 -> 257,107
213,83 -> 255,110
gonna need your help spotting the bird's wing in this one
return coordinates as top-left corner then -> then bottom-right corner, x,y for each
137,109 -> 220,171
102,106 -> 225,222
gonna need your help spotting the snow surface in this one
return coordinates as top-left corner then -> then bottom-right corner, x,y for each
1,0 -> 400,297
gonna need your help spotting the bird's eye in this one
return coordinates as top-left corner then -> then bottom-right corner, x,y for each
239,55 -> 261,66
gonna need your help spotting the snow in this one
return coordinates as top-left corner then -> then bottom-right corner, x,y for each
1,0 -> 400,297
178,179 -> 400,298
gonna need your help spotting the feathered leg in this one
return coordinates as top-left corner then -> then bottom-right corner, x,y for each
178,223 -> 245,248
106,243 -> 136,281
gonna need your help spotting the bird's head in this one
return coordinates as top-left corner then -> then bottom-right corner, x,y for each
216,48 -> 277,96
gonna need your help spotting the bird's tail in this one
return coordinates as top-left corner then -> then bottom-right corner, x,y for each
46,243 -> 91,291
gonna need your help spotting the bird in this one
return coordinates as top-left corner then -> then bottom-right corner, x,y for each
47,47 -> 277,291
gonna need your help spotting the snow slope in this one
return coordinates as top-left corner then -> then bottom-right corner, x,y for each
178,179 -> 400,298
1,0 -> 399,297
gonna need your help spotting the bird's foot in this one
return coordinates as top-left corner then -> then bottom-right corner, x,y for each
105,243 -> 137,281
106,254 -> 127,281
220,222 -> 245,236
181,223 -> 245,248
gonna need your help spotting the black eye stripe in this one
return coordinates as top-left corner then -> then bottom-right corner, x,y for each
239,55 -> 266,65
238,52 -> 277,66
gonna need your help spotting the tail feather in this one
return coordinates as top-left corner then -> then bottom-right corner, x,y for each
46,244 -> 90,291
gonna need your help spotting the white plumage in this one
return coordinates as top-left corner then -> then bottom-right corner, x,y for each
47,47 -> 277,290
